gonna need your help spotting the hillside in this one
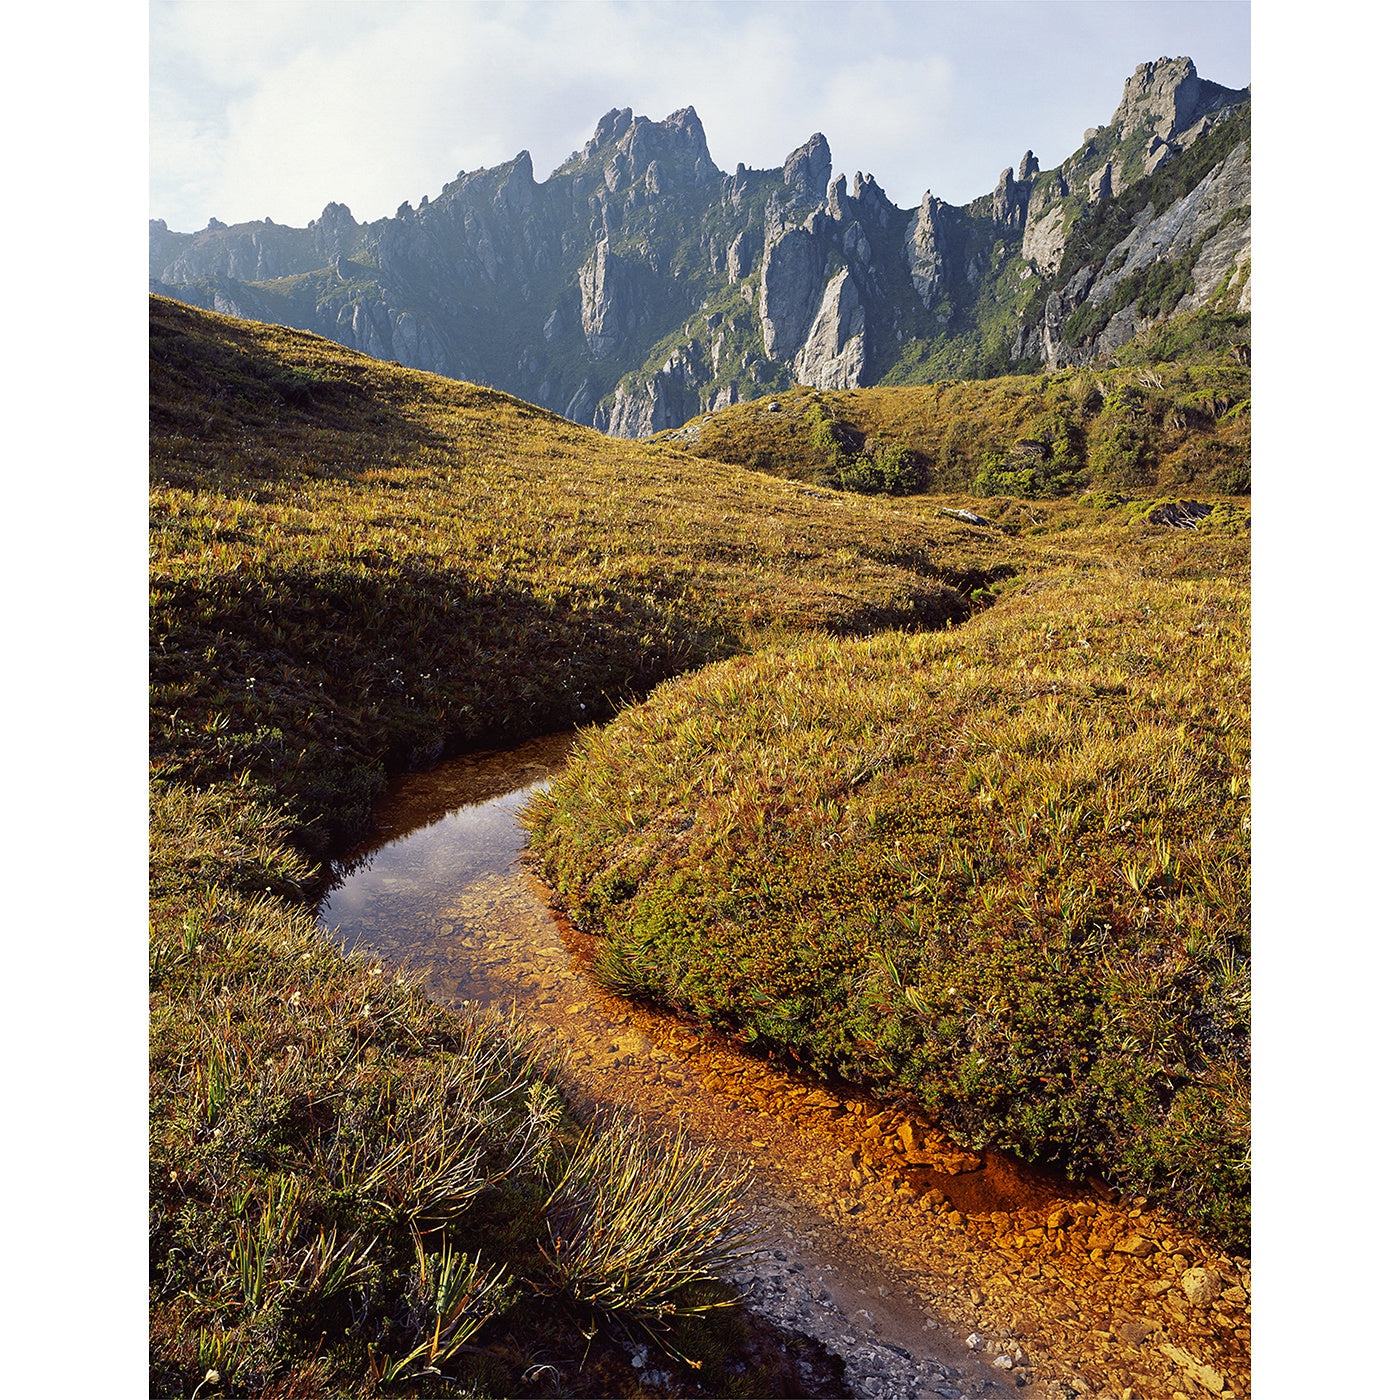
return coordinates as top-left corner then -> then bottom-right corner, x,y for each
150,297 -> 1248,1395
655,304 -> 1250,498
149,297 -> 1026,1395
151,56 -> 1248,437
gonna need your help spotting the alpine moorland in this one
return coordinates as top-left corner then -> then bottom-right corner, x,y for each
150,290 -> 1247,1395
150,50 -> 1249,1399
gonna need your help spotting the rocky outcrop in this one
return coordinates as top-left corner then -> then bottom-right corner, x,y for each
781,133 -> 832,204
1014,126 -> 1251,369
758,227 -> 827,360
151,56 -> 1249,436
596,339 -> 707,435
793,268 -> 867,389
904,194 -> 955,310
579,241 -> 637,357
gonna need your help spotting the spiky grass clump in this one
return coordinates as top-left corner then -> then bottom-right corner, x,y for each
543,1111 -> 754,1320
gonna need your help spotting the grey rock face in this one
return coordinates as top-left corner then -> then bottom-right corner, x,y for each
989,167 -> 1030,230
1114,55 -> 1242,147
904,194 -> 953,310
759,227 -> 827,360
726,230 -> 756,283
1035,136 -> 1251,368
793,267 -> 867,389
579,241 -> 636,357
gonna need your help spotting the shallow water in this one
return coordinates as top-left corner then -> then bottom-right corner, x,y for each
317,730 -> 578,1008
311,735 -> 1222,1400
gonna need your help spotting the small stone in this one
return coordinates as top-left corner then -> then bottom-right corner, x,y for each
1113,1234 -> 1157,1257
1115,1316 -> 1159,1347
1181,1267 -> 1223,1305
1160,1342 -> 1226,1394
993,1354 -> 1014,1369
965,1333 -> 985,1351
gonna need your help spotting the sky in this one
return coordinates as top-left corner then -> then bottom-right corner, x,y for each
150,0 -> 1252,233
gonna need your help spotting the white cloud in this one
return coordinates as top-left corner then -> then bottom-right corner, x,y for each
150,0 -> 1252,232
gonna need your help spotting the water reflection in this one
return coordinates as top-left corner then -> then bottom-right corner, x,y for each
317,731 -> 577,981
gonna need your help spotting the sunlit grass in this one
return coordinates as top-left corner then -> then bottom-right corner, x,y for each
150,296 -> 1249,1394
528,516 -> 1250,1247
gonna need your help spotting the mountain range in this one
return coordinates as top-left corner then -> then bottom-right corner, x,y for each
149,55 -> 1250,438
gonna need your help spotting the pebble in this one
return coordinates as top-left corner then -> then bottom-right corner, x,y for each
1180,1267 -> 1223,1306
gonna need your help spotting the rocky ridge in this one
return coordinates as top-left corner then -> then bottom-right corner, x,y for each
151,57 -> 1249,437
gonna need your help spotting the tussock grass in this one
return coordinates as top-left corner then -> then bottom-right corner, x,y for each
543,1112 -> 754,1319
149,296 -> 1010,1394
527,509 -> 1251,1249
662,354 -> 1250,499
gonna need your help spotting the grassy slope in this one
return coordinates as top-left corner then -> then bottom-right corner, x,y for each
149,296 -> 1014,1396
659,324 -> 1250,499
151,298 -> 1005,855
528,499 -> 1251,1249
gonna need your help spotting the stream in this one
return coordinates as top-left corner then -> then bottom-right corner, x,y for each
317,736 -> 1248,1400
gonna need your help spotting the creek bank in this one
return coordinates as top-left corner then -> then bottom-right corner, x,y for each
318,738 -> 1250,1400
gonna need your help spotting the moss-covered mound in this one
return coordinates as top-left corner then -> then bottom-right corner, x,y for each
527,510 -> 1251,1249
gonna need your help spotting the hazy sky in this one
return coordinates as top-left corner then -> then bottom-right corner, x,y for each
150,0 -> 1250,233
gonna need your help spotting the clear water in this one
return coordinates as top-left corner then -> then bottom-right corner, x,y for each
316,731 -> 580,1008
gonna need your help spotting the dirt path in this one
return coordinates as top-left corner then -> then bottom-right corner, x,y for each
320,741 -> 1250,1400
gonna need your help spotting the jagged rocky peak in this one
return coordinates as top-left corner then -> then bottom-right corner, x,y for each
781,132 -> 832,203
588,104 -> 719,189
313,201 -> 357,232
1113,55 -> 1248,146
825,169 -> 894,227
493,150 -> 536,215
586,107 -> 634,157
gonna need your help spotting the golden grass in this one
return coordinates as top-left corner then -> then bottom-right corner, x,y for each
527,511 -> 1251,1246
149,296 -> 1249,1396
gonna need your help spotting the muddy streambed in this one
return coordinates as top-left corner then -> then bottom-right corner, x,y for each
318,736 -> 1251,1400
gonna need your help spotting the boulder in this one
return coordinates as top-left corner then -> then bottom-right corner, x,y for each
1180,1266 -> 1223,1306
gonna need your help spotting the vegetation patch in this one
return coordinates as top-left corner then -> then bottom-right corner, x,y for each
670,353 -> 1249,501
149,297 -> 1013,1394
527,507 -> 1250,1250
